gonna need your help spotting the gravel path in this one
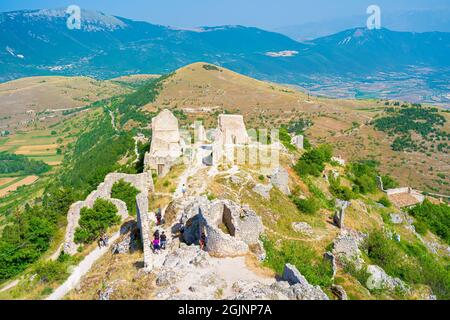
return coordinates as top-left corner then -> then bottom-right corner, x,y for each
46,230 -> 122,300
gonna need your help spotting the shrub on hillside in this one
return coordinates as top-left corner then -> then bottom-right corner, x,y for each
262,238 -> 333,287
33,260 -> 68,283
409,200 -> 450,245
111,179 -> 140,216
348,160 -> 380,194
279,127 -> 296,151
292,196 -> 321,214
377,196 -> 392,208
294,144 -> 333,177
74,199 -> 120,244
363,229 -> 450,299
329,176 -> 355,201
381,175 -> 399,189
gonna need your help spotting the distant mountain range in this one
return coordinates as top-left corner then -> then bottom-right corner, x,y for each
1,8 -> 449,105
274,9 -> 450,41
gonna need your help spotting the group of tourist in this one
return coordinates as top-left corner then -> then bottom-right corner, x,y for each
152,229 -> 167,253
152,207 -> 167,253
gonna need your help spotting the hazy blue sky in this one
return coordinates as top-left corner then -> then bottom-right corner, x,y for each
0,0 -> 448,29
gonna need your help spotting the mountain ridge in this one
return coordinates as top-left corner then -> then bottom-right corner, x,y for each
1,8 -> 449,105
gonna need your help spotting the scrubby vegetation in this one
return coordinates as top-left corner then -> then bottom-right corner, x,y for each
292,196 -> 321,214
363,230 -> 450,299
377,196 -> 392,207
373,106 -> 449,153
279,127 -> 296,151
74,199 -> 121,244
0,152 -> 51,175
329,175 -> 355,201
293,144 -> 333,177
61,114 -> 135,196
0,202 -> 60,281
116,74 -> 172,126
347,160 -> 379,194
263,238 -> 333,287
409,200 -> 450,245
111,179 -> 140,216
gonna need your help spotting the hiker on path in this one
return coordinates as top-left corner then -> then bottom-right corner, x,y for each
153,229 -> 160,240
98,236 -> 104,248
156,208 -> 162,226
103,233 -> 109,246
152,237 -> 160,253
182,184 -> 187,198
200,231 -> 207,250
160,232 -> 167,250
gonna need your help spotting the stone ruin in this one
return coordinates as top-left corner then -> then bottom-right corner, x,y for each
63,172 -> 154,256
144,109 -> 183,177
212,114 -> 250,165
385,187 -> 425,208
290,135 -> 304,149
334,199 -> 350,229
171,196 -> 265,259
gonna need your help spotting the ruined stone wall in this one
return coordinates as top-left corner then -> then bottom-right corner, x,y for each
385,187 -> 411,195
136,192 -> 153,271
63,172 -> 154,255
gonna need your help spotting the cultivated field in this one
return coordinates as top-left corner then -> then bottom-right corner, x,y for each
0,75 -> 130,132
0,175 -> 39,198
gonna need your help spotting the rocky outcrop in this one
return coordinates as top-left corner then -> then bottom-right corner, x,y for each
153,246 -> 329,300
366,265 -> 407,292
331,285 -> 348,300
179,197 -> 265,257
334,199 -> 350,229
111,222 -> 140,255
333,230 -> 366,270
281,264 -> 329,300
269,167 -> 290,195
324,251 -> 337,279
252,183 -> 272,199
292,222 -> 313,236
390,213 -> 403,224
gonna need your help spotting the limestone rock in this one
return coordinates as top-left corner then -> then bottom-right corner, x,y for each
291,282 -> 329,300
230,280 -> 289,300
282,264 -> 308,286
333,231 -> 365,270
366,265 -> 407,292
334,199 -> 350,229
331,285 -> 348,300
390,213 -> 403,224
324,252 -> 337,279
269,167 -> 291,195
292,222 -> 313,236
281,264 -> 329,300
253,183 -> 272,199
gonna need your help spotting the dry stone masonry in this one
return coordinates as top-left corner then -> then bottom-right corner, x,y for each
63,172 -> 153,255
174,196 -> 265,258
144,109 -> 183,177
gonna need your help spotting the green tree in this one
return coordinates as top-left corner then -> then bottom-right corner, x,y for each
74,199 -> 120,244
